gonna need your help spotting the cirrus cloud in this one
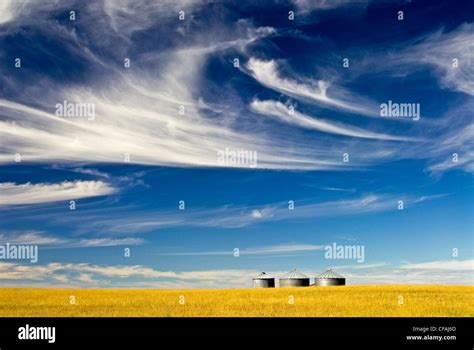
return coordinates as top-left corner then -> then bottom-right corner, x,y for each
0,180 -> 116,206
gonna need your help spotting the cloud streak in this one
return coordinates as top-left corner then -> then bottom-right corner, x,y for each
291,0 -> 368,13
251,99 -> 412,141
245,57 -> 378,116
38,193 -> 443,234
156,243 -> 324,256
0,181 -> 116,206
400,259 -> 474,271
399,24 -> 474,97
0,230 -> 145,248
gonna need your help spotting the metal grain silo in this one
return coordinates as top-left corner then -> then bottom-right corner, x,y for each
314,269 -> 345,286
279,269 -> 310,287
252,272 -> 275,288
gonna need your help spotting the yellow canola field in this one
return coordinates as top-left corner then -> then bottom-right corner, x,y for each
0,285 -> 472,317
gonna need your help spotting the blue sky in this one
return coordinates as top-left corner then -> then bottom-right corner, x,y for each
0,0 -> 473,288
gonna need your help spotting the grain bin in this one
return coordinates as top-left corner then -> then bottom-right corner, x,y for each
314,268 -> 345,286
279,269 -> 310,287
252,272 -> 275,288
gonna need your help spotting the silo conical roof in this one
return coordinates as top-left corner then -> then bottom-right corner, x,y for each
253,272 -> 274,279
281,269 -> 308,279
316,268 -> 344,279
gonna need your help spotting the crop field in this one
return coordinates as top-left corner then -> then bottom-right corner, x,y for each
0,285 -> 472,317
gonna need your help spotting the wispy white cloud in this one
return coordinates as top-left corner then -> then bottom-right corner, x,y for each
344,24 -> 474,174
346,270 -> 473,285
338,260 -> 474,285
400,259 -> 474,271
0,230 -> 145,248
320,187 -> 355,192
424,102 -> 474,174
333,263 -> 387,270
156,243 -> 324,256
54,193 -> 442,234
68,167 -> 110,178
48,164 -> 111,179
400,24 -> 474,97
0,181 -> 116,206
245,57 -> 378,116
77,273 -> 94,283
0,262 -> 261,288
0,231 -> 67,245
251,99 -> 412,141
0,0 -> 29,25
245,243 -> 324,254
250,208 -> 274,220
291,0 -> 368,13
103,0 -> 208,36
344,261 -> 474,285
65,237 -> 145,248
